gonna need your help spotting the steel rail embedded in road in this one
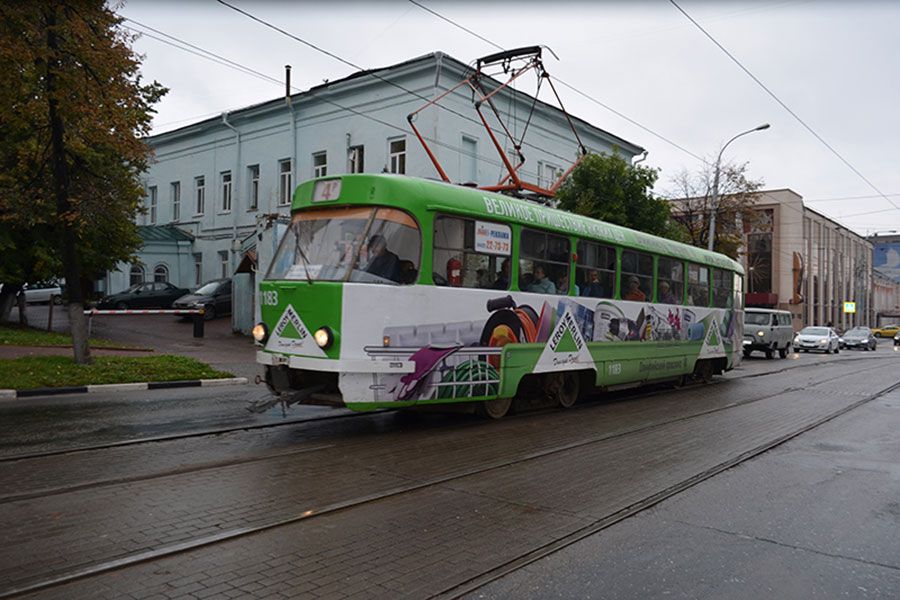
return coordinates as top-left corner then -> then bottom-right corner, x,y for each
1,359 -> 895,599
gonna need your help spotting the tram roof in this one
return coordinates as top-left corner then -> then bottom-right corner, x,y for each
294,174 -> 744,274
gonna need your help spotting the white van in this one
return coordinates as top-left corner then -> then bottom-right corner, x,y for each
742,308 -> 795,359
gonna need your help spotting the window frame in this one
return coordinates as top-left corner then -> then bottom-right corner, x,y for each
619,249 -> 653,303
312,151 -> 327,178
575,239 -> 616,299
388,137 -> 406,174
688,263 -> 711,307
712,267 -> 733,308
171,181 -> 181,222
148,186 -> 158,225
278,159 -> 292,206
129,265 -> 145,287
194,176 -> 205,216
220,171 -> 232,213
432,214 -> 512,290
656,255 -> 685,305
247,165 -> 259,211
193,253 -> 203,287
348,145 -> 364,174
153,264 -> 169,283
518,227 -> 571,296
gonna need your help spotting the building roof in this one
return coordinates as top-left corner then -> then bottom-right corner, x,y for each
138,225 -> 194,243
146,51 -> 643,155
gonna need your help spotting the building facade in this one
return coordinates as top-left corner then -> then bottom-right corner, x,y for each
869,232 -> 900,325
107,52 -> 643,333
740,189 -> 873,330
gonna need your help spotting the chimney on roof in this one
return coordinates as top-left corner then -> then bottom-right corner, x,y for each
285,65 -> 292,103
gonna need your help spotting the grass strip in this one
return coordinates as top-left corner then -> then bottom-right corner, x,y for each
0,355 -> 232,390
0,324 -> 141,349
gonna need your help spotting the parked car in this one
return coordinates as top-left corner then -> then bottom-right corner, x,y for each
871,324 -> 900,338
840,326 -> 877,351
742,308 -> 794,359
22,280 -> 64,304
97,281 -> 190,309
173,278 -> 232,320
794,326 -> 840,354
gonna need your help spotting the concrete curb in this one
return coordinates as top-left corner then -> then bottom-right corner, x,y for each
0,377 -> 248,399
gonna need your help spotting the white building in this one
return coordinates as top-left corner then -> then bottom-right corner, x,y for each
106,51 -> 643,333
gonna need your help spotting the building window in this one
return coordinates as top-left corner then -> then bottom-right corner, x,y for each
194,253 -> 203,286
195,176 -> 205,215
248,165 -> 259,210
148,186 -> 158,225
461,136 -> 477,183
278,159 -> 292,206
348,145 -> 364,173
389,138 -> 406,174
219,250 -> 229,278
129,265 -> 145,287
221,171 -> 232,212
538,161 -> 562,189
153,264 -> 169,283
171,181 -> 181,222
313,151 -> 327,178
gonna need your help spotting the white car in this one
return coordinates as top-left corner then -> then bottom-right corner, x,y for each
24,281 -> 64,304
795,326 -> 840,354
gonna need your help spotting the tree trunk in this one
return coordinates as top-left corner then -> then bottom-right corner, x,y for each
0,285 -> 21,323
46,5 -> 91,364
17,293 -> 28,327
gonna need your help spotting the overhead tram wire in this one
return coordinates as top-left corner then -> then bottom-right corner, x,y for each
120,20 -> 523,177
406,0 -> 708,164
668,0 -> 900,217
214,0 -> 575,168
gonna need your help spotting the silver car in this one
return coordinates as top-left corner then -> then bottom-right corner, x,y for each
795,326 -> 840,354
841,327 -> 877,351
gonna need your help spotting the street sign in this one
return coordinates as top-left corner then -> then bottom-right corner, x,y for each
843,301 -> 857,314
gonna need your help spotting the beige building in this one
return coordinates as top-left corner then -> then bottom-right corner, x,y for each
872,269 -> 900,326
740,189 -> 873,330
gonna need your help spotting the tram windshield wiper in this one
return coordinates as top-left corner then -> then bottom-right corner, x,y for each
293,236 -> 313,285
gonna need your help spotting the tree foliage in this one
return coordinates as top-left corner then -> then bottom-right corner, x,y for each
667,161 -> 764,259
0,1 -> 166,361
555,151 -> 686,242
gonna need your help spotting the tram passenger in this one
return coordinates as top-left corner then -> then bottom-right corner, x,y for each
623,276 -> 646,302
658,280 -> 677,304
493,259 -> 511,289
527,265 -> 556,294
581,270 -> 605,297
365,234 -> 401,282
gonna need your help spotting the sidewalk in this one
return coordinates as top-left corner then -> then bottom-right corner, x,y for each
8,304 -> 261,381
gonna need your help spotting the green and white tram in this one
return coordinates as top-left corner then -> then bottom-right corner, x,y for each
254,174 -> 744,418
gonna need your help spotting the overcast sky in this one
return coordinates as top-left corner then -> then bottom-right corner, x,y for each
119,0 -> 900,237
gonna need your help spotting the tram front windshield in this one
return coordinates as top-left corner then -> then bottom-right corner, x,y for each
267,207 -> 421,285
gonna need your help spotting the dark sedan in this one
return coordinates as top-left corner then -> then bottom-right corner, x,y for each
841,326 -> 877,351
97,282 -> 191,310
173,278 -> 232,320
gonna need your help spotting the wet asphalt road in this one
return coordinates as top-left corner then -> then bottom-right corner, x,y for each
0,345 -> 897,599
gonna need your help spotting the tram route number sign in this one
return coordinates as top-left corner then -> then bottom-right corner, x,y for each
843,301 -> 856,314
474,221 -> 511,256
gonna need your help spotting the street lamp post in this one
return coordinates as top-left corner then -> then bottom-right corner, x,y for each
707,123 -> 771,252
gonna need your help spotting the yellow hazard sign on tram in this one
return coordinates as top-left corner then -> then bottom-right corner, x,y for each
843,301 -> 856,314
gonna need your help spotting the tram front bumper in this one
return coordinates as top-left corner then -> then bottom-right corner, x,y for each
257,351 -> 414,374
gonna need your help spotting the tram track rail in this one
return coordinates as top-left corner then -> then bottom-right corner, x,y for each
0,355 -> 892,505
2,358 -> 897,599
1,351 -> 890,466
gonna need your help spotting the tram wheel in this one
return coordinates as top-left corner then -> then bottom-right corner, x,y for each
543,372 -> 580,408
694,360 -> 713,384
476,397 -> 512,419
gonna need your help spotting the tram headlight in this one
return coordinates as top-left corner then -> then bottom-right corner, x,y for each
252,322 -> 269,343
314,326 -> 334,349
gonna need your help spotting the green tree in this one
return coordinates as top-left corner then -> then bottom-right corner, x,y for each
0,2 -> 166,363
667,161 -> 764,259
555,151 -> 686,241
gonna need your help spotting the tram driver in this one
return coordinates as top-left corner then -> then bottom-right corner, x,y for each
365,234 -> 401,282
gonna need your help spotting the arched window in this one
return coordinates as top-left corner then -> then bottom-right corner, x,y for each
129,265 -> 145,286
154,264 -> 169,283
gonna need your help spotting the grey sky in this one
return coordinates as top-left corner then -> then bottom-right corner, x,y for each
120,0 -> 900,236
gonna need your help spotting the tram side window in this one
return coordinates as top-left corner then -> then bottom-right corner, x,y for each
620,250 -> 652,302
712,268 -> 733,308
576,240 -> 615,298
734,272 -> 744,311
657,257 -> 684,305
519,228 -> 570,295
688,264 -> 710,306
432,216 -> 512,289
